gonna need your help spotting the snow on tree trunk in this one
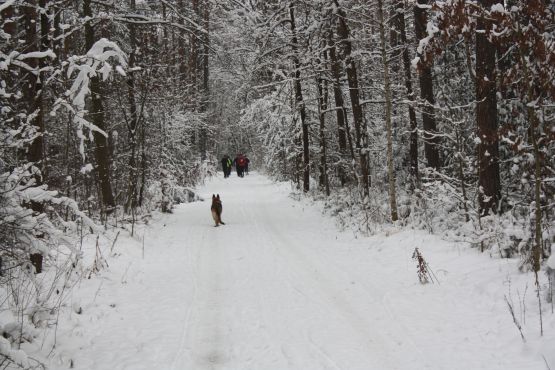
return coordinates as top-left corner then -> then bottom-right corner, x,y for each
84,0 -> 116,213
377,0 -> 399,222
476,0 -> 501,216
395,0 -> 419,183
327,30 -> 352,187
334,1 -> 370,197
289,3 -> 309,193
414,0 -> 441,170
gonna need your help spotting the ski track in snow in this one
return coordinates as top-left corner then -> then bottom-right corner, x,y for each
63,173 -> 547,370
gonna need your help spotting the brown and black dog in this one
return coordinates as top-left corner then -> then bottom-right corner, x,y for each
211,194 -> 225,227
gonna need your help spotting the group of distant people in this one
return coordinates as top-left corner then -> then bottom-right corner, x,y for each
221,154 -> 250,178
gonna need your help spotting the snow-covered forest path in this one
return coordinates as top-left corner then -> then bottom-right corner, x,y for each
67,173 -> 547,370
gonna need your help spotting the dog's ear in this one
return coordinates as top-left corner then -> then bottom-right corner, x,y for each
217,194 -> 220,199
212,194 -> 215,199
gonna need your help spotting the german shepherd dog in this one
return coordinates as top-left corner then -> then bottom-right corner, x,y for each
211,194 -> 225,227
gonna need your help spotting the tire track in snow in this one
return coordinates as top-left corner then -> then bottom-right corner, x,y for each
165,174 -> 432,369
169,222 -> 203,370
241,207 -> 281,369
186,226 -> 227,369
66,174 -> 542,370
251,202 -> 428,370
240,201 -> 386,369
260,214 -> 395,368
283,230 -> 436,370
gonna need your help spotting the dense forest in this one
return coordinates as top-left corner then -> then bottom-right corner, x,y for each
0,0 -> 554,367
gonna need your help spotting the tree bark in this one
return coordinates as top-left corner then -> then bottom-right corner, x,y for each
177,0 -> 187,83
84,0 -> 115,213
190,0 -> 199,97
317,48 -> 330,196
289,3 -> 309,193
519,27 -> 543,274
476,0 -> 501,215
414,0 -> 441,170
23,0 -> 44,273
327,31 -> 353,186
138,109 -> 147,207
395,1 -> 419,182
377,0 -> 399,221
334,1 -> 370,197
24,0 -> 42,175
199,0 -> 210,160
52,2 -> 63,58
1,1 -> 15,36
125,0 -> 139,213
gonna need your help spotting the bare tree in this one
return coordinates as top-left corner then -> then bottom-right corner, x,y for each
334,0 -> 370,197
125,0 -> 140,213
289,3 -> 310,192
316,43 -> 330,196
476,0 -> 501,215
327,29 -> 354,186
377,0 -> 399,221
84,0 -> 116,213
23,0 -> 45,272
393,1 -> 419,183
414,0 -> 441,170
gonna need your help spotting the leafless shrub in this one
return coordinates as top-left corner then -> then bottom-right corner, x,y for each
412,248 -> 439,284
504,295 -> 526,343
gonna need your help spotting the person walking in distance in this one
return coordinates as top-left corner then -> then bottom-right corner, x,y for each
235,154 -> 246,177
226,156 -> 232,177
221,155 -> 232,178
245,156 -> 250,175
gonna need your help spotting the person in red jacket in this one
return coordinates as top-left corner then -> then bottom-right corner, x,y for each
234,154 -> 246,177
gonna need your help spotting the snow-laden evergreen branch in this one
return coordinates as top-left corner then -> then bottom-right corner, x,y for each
52,38 -> 127,159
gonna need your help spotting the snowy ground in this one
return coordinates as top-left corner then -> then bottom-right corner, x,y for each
47,173 -> 553,369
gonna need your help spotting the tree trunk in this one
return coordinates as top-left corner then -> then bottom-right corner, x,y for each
289,3 -> 309,193
476,0 -> 501,216
138,109 -> 147,207
327,31 -> 353,186
1,1 -> 15,36
125,0 -> 139,213
24,0 -> 42,176
414,0 -> 441,170
190,0 -> 199,98
317,49 -> 330,196
38,0 -> 50,179
199,0 -> 210,160
377,0 -> 399,221
294,123 -> 302,190
456,130 -> 470,222
512,18 -> 542,270
52,2 -> 63,58
334,1 -> 370,197
177,0 -> 187,83
84,0 -> 115,213
396,1 -> 419,182
23,0 -> 44,273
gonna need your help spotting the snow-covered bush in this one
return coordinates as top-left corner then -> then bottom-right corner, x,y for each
0,31 -> 122,366
136,107 -> 216,213
52,38 -> 127,159
142,156 -> 214,213
0,163 -> 97,368
239,92 -> 295,181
